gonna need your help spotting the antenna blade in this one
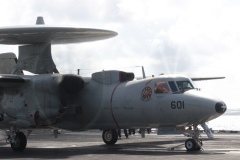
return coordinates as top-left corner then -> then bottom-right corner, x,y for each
142,66 -> 146,78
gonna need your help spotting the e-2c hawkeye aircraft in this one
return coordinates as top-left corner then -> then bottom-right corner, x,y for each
0,17 -> 226,151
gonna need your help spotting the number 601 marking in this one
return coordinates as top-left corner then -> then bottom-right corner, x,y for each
171,101 -> 185,109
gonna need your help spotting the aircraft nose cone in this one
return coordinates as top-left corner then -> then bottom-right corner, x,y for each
215,102 -> 227,114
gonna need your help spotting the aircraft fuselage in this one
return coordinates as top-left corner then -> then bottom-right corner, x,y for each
0,71 -> 226,131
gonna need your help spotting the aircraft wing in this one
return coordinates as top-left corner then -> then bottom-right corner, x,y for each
191,77 -> 225,81
0,75 -> 26,88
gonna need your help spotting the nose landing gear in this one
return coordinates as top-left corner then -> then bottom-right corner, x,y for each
185,138 -> 202,151
183,125 -> 203,151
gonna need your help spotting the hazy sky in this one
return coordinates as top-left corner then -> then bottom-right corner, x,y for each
0,0 -> 239,109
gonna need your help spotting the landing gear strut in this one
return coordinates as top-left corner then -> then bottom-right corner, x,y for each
184,125 -> 203,151
7,126 -> 27,151
102,129 -> 118,145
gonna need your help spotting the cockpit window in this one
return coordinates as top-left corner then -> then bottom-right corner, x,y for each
155,82 -> 170,93
168,81 -> 178,92
176,81 -> 194,90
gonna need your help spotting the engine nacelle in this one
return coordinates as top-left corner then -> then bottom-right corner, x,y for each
2,74 -> 84,127
33,74 -> 84,95
33,74 -> 84,120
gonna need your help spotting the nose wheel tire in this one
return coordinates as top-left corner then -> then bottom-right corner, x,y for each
10,132 -> 27,151
102,129 -> 118,145
185,138 -> 202,151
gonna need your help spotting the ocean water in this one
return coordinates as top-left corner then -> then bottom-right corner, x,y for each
208,109 -> 240,131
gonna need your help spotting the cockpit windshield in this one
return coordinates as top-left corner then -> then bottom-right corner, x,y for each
176,80 -> 194,90
154,82 -> 170,93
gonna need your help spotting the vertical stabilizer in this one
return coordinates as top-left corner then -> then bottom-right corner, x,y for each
12,43 -> 58,74
0,53 -> 22,74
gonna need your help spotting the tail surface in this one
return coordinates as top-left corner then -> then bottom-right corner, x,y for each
0,53 -> 23,74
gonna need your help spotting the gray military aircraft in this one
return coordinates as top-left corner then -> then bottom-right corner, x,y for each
0,17 -> 226,151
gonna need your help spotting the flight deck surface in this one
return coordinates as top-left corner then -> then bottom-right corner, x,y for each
0,130 -> 239,160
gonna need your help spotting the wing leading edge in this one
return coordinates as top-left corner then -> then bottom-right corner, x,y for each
0,75 -> 26,88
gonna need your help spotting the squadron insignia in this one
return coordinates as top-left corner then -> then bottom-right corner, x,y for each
140,86 -> 152,101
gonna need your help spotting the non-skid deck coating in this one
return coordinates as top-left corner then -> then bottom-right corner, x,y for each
0,130 -> 240,160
